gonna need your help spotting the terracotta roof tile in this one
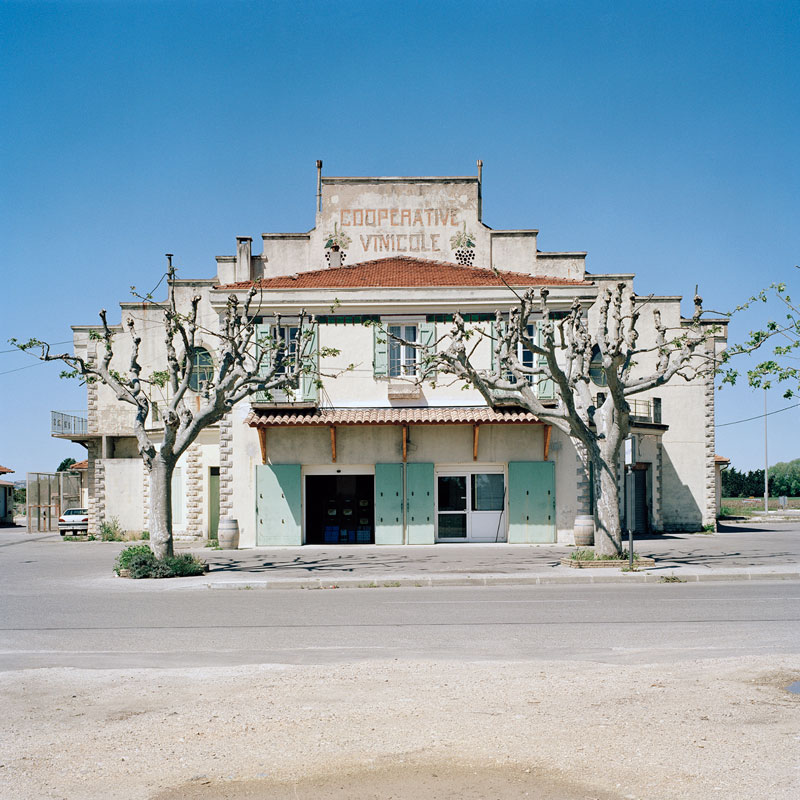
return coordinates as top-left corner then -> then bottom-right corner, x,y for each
714,455 -> 730,463
0,480 -> 15,487
246,406 -> 542,428
0,465 -> 13,474
71,460 -> 88,470
217,256 -> 590,290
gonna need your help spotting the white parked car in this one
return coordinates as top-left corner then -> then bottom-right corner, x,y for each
58,508 -> 89,535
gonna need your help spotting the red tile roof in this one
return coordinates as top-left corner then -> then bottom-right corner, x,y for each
217,256 -> 590,290
71,460 -> 88,470
0,465 -> 13,474
0,480 -> 15,487
247,406 -> 542,428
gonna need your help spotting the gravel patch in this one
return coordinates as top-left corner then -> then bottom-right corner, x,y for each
1,656 -> 797,799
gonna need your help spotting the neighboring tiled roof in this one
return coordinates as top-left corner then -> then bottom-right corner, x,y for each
714,455 -> 730,464
71,460 -> 88,470
0,479 -> 15,487
217,257 -> 591,290
246,406 -> 542,428
0,465 -> 13,474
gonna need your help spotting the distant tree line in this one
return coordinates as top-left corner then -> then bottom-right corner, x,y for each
722,458 -> 800,497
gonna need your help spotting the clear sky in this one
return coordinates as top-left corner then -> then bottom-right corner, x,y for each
1,0 -> 798,479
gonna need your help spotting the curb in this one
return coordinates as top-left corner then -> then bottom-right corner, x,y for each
199,570 -> 800,590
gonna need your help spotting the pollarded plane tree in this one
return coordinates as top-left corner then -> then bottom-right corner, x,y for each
13,262 -> 321,559
414,283 -> 720,556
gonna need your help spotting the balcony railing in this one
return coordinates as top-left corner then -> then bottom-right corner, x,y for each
596,395 -> 662,424
51,411 -> 88,436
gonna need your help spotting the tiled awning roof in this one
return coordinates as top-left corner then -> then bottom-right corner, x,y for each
71,460 -> 88,470
217,257 -> 592,290
0,465 -> 13,474
246,406 -> 542,428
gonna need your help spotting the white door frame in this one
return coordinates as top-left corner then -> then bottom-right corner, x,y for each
434,464 -> 507,543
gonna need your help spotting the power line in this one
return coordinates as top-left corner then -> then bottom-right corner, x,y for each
716,402 -> 800,428
0,361 -> 50,376
0,340 -> 72,354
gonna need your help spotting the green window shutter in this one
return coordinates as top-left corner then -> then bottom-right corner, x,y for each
417,322 -> 436,380
373,325 -> 388,377
300,323 -> 319,403
406,462 -> 434,544
254,322 -> 271,402
255,463 -> 302,545
535,322 -> 556,401
375,463 -> 403,544
508,461 -> 555,543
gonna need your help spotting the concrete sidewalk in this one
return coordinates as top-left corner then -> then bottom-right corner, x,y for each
181,521 -> 800,589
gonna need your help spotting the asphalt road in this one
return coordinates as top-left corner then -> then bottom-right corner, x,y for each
2,577 -> 798,670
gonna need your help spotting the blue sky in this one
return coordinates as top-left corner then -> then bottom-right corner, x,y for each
1,0 -> 798,478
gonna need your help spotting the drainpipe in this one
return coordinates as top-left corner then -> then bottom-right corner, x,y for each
316,160 -> 323,212
402,463 -> 407,545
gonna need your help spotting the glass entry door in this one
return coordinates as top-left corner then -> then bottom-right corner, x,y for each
436,470 -> 506,542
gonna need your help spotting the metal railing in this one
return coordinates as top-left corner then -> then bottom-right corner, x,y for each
51,411 -> 88,436
595,396 -> 662,424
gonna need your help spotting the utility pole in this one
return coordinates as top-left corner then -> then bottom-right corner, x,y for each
764,389 -> 769,514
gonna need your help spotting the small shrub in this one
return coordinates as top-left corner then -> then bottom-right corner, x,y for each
115,543 -> 153,574
116,545 -> 206,579
141,530 -> 150,540
99,516 -> 124,542
700,523 -> 716,533
163,554 -> 206,577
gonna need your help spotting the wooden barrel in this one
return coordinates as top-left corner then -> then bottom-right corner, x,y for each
573,515 -> 595,547
218,517 -> 240,549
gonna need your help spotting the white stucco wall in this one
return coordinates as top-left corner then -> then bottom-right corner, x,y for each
100,459 -> 144,534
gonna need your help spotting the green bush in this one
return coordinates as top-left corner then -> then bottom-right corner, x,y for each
141,530 -> 150,540
115,544 -> 206,579
114,543 -> 153,574
99,516 -> 124,542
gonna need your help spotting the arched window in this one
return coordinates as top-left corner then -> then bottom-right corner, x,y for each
589,345 -> 607,387
189,347 -> 214,392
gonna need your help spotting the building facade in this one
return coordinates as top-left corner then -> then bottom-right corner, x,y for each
61,168 -> 727,546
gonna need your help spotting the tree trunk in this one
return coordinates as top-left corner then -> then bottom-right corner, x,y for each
593,451 -> 623,556
148,455 -> 175,559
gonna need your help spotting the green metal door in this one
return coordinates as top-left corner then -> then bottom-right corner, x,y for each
208,467 -> 220,540
406,462 -> 434,544
256,464 -> 302,545
508,461 -> 555,543
375,463 -> 403,544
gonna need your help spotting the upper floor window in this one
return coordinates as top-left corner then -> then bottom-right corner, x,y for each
388,324 -> 418,377
189,347 -> 214,392
272,325 -> 300,374
589,345 -> 607,387
516,324 -> 537,383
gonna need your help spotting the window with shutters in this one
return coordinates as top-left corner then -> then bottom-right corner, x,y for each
271,325 -> 299,375
388,324 -> 418,377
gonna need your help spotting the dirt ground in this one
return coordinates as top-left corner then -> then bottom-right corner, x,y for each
1,656 -> 798,800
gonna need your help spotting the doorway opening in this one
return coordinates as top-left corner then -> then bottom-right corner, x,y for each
208,466 -> 220,540
436,468 -> 506,542
305,474 -> 375,544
